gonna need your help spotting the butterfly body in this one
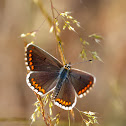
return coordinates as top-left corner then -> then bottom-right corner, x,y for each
53,65 -> 70,99
25,43 -> 96,110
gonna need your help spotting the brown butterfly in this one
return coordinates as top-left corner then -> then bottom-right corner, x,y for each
25,43 -> 96,110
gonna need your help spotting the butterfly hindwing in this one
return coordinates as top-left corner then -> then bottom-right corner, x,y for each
69,68 -> 96,98
53,78 -> 77,110
25,43 -> 63,72
26,71 -> 59,96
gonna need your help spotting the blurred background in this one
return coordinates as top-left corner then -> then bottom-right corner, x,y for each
0,0 -> 126,126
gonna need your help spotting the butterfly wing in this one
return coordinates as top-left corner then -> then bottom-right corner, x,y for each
25,43 -> 63,72
26,71 -> 59,96
25,43 -> 63,96
53,78 -> 77,110
69,68 -> 96,98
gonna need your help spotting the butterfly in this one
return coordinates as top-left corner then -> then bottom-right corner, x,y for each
25,43 -> 96,110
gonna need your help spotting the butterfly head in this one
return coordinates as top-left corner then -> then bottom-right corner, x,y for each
64,63 -> 71,70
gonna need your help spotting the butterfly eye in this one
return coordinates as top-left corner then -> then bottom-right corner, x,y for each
64,64 -> 67,68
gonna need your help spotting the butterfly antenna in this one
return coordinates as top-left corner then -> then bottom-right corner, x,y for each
70,59 -> 93,66
58,41 -> 67,65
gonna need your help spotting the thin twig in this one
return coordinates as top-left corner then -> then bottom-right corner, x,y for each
49,0 -> 66,65
34,92 -> 50,126
68,110 -> 71,126
34,0 -> 52,27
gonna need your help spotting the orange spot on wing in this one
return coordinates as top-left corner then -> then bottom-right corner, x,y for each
90,81 -> 92,85
82,89 -> 85,93
87,84 -> 90,88
84,87 -> 87,91
65,102 -> 68,106
78,90 -> 82,95
38,86 -> 41,91
31,78 -> 34,82
29,62 -> 33,65
41,88 -> 46,94
60,99 -> 63,103
32,47 -> 35,49
62,101 -> 66,105
29,58 -> 32,61
29,54 -> 32,57
56,98 -> 60,102
69,102 -> 71,105
31,65 -> 34,70
32,81 -> 36,85
29,50 -> 32,53
35,84 -> 38,88
58,99 -> 61,103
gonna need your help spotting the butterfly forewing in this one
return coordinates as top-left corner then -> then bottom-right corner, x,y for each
69,68 -> 96,98
25,43 -> 63,71
54,78 -> 77,110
